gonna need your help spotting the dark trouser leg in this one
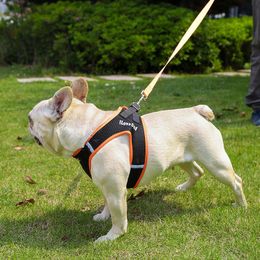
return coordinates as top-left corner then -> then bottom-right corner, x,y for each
246,0 -> 260,110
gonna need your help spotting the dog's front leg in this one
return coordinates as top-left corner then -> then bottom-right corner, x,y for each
95,186 -> 128,243
91,137 -> 130,242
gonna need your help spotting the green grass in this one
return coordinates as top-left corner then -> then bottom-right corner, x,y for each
0,67 -> 259,259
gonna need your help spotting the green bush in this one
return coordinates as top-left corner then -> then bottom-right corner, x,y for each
0,1 -> 252,74
207,17 -> 252,70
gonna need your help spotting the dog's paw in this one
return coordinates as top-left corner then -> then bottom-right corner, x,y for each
232,202 -> 239,208
94,233 -> 119,243
175,183 -> 189,192
93,212 -> 110,222
232,201 -> 248,209
94,235 -> 111,243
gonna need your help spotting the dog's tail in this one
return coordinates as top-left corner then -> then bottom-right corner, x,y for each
194,105 -> 215,121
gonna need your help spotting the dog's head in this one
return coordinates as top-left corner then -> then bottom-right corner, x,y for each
28,78 -> 88,152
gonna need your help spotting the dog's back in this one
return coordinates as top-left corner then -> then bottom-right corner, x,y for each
140,105 -> 218,182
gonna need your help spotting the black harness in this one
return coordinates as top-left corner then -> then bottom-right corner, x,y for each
73,104 -> 147,188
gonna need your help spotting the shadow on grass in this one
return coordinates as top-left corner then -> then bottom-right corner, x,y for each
127,188 -> 231,221
0,207 -> 104,248
0,189 -> 228,249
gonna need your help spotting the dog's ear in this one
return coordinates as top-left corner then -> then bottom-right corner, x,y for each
70,78 -> 88,103
49,87 -> 73,121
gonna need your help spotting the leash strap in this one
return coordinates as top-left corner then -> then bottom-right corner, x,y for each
141,0 -> 215,100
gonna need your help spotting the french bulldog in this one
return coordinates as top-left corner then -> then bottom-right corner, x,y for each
28,78 -> 247,242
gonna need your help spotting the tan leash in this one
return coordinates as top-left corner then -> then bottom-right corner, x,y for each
137,0 -> 215,104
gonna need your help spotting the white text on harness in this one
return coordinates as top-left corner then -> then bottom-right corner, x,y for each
119,120 -> 138,131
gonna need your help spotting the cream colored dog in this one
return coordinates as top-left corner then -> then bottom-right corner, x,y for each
29,79 -> 247,242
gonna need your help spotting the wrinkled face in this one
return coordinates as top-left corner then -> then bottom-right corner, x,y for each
28,99 -> 54,148
28,78 -> 88,151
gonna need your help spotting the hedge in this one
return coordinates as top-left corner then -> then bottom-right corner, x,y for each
0,1 -> 253,74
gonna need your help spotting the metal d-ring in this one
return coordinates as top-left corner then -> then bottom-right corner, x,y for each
137,92 -> 146,106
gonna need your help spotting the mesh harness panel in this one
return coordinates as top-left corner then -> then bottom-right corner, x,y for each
73,107 -> 147,188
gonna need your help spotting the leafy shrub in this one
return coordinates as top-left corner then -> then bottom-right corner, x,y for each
0,1 -> 253,73
207,17 -> 252,70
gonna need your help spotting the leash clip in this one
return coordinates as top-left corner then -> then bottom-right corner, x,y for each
137,91 -> 146,106
121,92 -> 146,120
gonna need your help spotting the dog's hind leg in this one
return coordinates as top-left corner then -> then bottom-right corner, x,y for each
233,173 -> 247,207
199,151 -> 247,208
209,167 -> 247,208
188,124 -> 248,208
176,161 -> 204,191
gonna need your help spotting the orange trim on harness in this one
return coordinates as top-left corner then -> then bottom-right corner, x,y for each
88,131 -> 134,174
133,117 -> 148,188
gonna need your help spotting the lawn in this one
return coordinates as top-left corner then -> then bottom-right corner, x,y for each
0,67 -> 259,259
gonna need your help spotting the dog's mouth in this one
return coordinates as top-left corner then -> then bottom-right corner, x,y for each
34,136 -> 42,146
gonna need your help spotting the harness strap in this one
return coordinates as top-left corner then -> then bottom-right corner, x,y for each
120,102 -> 141,123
